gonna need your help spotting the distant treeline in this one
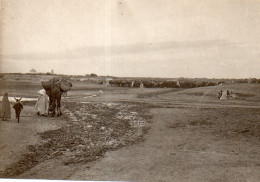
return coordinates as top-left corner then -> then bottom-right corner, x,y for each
237,78 -> 260,84
1,72 -> 105,78
2,72 -> 56,76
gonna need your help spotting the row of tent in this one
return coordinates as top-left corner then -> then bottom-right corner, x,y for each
109,80 -> 217,88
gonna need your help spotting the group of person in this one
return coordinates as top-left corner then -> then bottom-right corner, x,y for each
217,89 -> 232,99
1,89 -> 50,121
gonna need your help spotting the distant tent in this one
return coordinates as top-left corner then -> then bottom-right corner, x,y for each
105,78 -> 113,87
30,68 -> 37,73
140,82 -> 144,89
131,81 -> 135,87
220,90 -> 228,100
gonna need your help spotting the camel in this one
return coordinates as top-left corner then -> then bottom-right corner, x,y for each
48,83 -> 62,117
42,77 -> 72,117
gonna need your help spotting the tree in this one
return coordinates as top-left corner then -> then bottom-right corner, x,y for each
90,73 -> 97,77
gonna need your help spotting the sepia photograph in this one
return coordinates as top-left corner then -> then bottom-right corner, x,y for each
0,0 -> 260,181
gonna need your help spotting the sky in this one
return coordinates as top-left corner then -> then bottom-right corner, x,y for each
0,0 -> 260,78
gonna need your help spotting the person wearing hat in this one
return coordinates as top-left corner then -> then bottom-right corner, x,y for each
35,89 -> 49,116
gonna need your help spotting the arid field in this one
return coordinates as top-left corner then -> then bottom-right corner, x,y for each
0,74 -> 259,181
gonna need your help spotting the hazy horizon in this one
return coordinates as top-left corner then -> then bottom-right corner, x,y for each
1,0 -> 260,78
1,71 -> 258,80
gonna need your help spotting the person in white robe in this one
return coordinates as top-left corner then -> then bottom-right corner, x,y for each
35,89 -> 49,116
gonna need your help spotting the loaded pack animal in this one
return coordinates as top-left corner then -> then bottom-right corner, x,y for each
13,97 -> 23,123
42,77 -> 72,117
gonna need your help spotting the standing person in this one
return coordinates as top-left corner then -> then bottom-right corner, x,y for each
35,89 -> 49,116
13,98 -> 23,123
1,92 -> 11,121
218,90 -> 223,99
227,89 -> 230,98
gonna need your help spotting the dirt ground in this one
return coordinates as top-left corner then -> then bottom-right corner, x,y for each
67,107 -> 259,182
0,83 -> 260,181
0,105 -> 66,173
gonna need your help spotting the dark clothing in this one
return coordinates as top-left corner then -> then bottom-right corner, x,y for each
13,101 -> 23,111
13,101 -> 23,118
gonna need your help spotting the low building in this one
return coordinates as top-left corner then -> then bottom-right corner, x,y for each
30,68 -> 37,73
